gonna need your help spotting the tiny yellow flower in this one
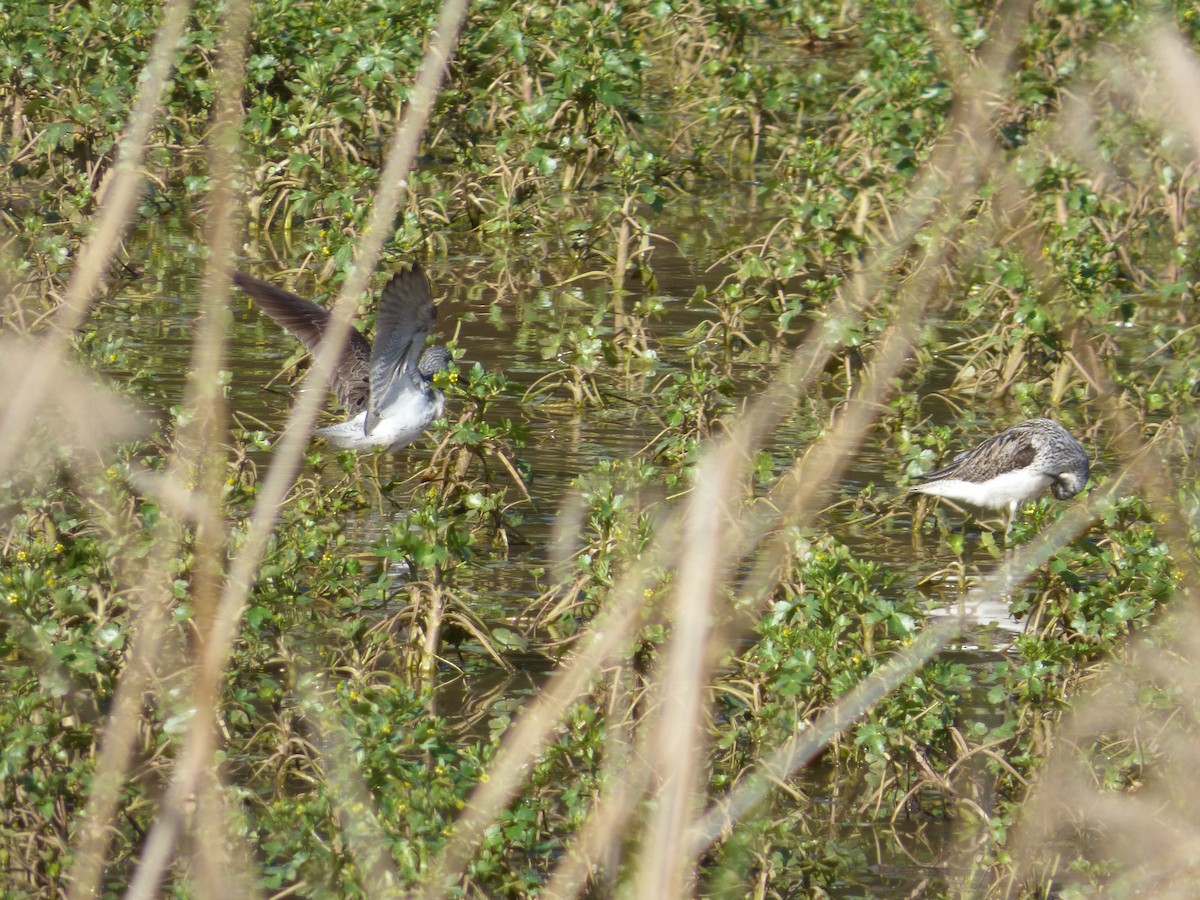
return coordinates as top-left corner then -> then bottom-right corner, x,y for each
6,593 -> 18,605
55,543 -> 64,554
16,551 -> 26,561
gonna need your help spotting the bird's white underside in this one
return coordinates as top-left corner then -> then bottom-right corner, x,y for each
315,391 -> 444,452
911,469 -> 1054,511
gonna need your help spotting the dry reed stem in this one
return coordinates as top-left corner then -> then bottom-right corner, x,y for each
122,0 -> 470,893
14,0 -> 1192,894
422,528 -> 680,897
626,179 -> 975,895
626,5 -> 1038,887
633,427 -> 743,897
541,671 -> 644,897
1003,30 -> 1200,891
688,485 -> 1118,858
0,0 -> 191,478
428,3 -> 1049,892
64,527 -> 185,900
300,673 -> 404,894
82,0 -> 252,891
1,220 -> 162,900
172,0 -> 253,892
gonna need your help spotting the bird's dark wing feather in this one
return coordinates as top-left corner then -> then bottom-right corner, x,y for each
366,264 -> 436,432
917,423 -> 1038,484
233,271 -> 372,415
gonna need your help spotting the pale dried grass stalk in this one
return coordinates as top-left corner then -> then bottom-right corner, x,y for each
690,486 -> 1117,861
426,4 -> 1059,894
66,0 -> 247,892
171,0 -> 253,891
0,0 -> 191,478
1004,30 -> 1200,888
1012,577 -> 1200,895
299,673 -> 404,894
422,528 -> 680,896
622,6 -> 1040,889
122,0 -> 472,892
633,434 -> 743,896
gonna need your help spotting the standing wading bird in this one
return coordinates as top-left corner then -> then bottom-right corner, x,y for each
910,418 -> 1089,538
233,264 -> 451,451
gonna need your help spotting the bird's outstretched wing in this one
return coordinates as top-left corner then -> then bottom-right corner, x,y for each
233,271 -> 373,416
366,264 -> 437,433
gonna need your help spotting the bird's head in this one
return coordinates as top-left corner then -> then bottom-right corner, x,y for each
418,345 -> 452,379
1051,464 -> 1089,500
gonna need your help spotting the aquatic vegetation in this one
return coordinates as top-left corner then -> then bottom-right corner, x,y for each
6,0 -> 1200,895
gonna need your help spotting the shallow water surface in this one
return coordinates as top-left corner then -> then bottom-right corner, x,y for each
88,183 -> 1117,892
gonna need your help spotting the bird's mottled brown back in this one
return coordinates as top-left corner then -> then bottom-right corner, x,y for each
919,421 -> 1039,484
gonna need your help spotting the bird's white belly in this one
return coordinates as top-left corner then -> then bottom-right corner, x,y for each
914,469 -> 1054,511
315,392 -> 443,452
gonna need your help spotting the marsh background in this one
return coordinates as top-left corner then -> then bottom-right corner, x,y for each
3,0 -> 1200,895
